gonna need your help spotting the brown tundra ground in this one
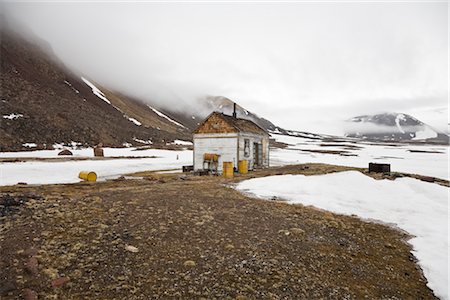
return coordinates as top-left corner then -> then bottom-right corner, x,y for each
0,164 -> 440,299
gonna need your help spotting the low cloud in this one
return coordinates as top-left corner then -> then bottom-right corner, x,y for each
2,2 -> 448,134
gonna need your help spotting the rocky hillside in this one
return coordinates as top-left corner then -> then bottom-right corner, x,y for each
0,25 -> 191,151
344,113 -> 449,143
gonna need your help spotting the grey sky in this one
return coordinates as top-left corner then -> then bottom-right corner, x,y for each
3,1 -> 448,134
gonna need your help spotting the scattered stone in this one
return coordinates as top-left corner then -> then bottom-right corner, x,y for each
51,277 -> 70,288
290,227 -> 305,236
225,244 -> 235,251
115,176 -> 126,181
43,268 -> 59,279
25,257 -> 39,275
278,229 -> 290,236
125,245 -> 139,253
23,288 -> 38,300
24,247 -> 38,257
0,281 -> 16,295
385,243 -> 396,249
183,260 -> 196,267
58,149 -> 72,156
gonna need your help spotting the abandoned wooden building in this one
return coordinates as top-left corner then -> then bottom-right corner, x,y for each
193,108 -> 270,174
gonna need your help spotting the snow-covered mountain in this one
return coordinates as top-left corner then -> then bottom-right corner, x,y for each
344,113 -> 448,143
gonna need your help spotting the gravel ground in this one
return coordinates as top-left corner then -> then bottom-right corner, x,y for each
0,164 -> 437,299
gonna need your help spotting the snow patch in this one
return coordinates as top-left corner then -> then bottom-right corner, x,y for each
395,114 -> 406,134
22,143 -> 37,148
64,80 -> 80,94
236,172 -> 449,300
0,148 -> 192,185
3,113 -> 23,120
147,105 -> 186,128
81,77 -> 111,104
271,133 -> 448,180
125,116 -> 142,126
133,138 -> 152,145
171,140 -> 193,146
413,126 -> 438,140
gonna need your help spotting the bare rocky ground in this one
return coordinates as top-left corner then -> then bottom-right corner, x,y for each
0,164 -> 439,299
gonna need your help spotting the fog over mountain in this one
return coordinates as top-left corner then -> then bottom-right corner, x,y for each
2,2 -> 448,135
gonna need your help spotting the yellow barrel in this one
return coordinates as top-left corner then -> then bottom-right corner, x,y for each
204,153 -> 219,162
222,162 -> 234,178
238,160 -> 248,174
78,171 -> 97,182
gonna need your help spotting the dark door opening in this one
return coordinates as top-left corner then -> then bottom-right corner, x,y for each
253,142 -> 260,167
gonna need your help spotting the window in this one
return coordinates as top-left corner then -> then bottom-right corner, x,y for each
244,139 -> 250,157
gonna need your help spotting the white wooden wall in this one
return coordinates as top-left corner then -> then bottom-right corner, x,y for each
193,133 -> 239,173
238,133 -> 270,170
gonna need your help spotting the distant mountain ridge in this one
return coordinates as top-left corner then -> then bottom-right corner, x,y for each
344,112 -> 449,143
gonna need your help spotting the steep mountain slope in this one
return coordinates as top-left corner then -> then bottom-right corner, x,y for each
0,26 -> 190,151
344,113 -> 448,143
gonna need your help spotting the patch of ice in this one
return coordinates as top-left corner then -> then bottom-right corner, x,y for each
3,113 -> 23,120
81,77 -> 111,104
147,105 -> 186,128
236,172 -> 449,300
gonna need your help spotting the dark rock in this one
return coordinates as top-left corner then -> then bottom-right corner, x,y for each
25,257 -> 39,275
24,247 -> 38,257
368,163 -> 390,173
57,149 -> 72,156
23,288 -> 38,300
0,281 -> 16,295
421,176 -> 435,183
51,277 -> 70,288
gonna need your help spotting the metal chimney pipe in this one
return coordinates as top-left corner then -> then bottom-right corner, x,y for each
233,103 -> 237,118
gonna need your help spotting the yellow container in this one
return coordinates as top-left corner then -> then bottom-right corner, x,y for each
238,160 -> 248,174
222,162 -> 234,178
204,153 -> 219,162
78,171 -> 97,182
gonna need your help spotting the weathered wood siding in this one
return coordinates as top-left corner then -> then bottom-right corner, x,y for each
193,133 -> 239,173
194,113 -> 238,134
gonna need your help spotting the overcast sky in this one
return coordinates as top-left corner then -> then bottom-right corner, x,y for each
3,1 -> 448,134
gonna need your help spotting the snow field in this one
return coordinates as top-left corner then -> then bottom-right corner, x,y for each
0,148 -> 192,185
271,133 -> 449,180
237,171 -> 449,300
